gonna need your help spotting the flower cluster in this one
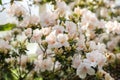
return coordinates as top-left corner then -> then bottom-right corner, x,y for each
0,0 -> 120,80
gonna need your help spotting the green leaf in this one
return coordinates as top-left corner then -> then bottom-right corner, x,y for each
34,77 -> 43,80
0,23 -> 16,31
0,0 -> 2,5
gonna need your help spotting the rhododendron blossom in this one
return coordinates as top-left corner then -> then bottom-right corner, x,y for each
52,25 -> 65,34
31,29 -> 42,42
34,55 -> 54,72
19,15 -> 40,28
86,50 -> 106,69
72,54 -> 82,68
57,33 -> 69,47
40,11 -> 58,27
0,0 -> 120,80
77,61 -> 95,79
0,39 -> 11,50
8,3 -> 27,17
81,9 -> 99,29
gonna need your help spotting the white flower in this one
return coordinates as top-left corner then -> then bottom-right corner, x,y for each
34,54 -> 43,72
0,39 -> 11,49
112,21 -> 120,34
29,15 -> 40,26
38,54 -> 44,60
0,39 -> 11,53
24,28 -> 32,37
40,57 -> 54,72
77,62 -> 95,79
89,41 -> 106,52
105,21 -> 114,33
40,11 -> 58,27
34,56 -> 54,72
89,41 -> 96,50
97,43 -> 106,52
106,36 -> 120,51
31,29 -> 42,43
105,21 -> 120,34
57,33 -> 69,47
20,15 -> 40,28
56,1 -> 69,16
104,0 -> 115,8
72,54 -> 81,68
46,31 -> 57,45
76,34 -> 86,50
65,21 -> 77,38
52,25 -> 65,34
65,21 -> 77,34
57,33 -> 68,43
86,50 -> 106,69
41,27 -> 51,36
8,3 -> 27,17
81,9 -> 99,29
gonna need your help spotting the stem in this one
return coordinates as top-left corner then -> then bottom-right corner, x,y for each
19,54 -> 22,80
38,43 -> 48,58
53,61 -> 56,73
38,44 -> 45,56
